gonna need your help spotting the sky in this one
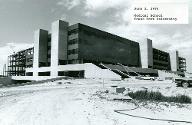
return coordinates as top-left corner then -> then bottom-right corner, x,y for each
0,0 -> 192,74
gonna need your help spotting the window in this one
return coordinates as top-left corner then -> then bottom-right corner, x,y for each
26,72 -> 33,76
68,29 -> 78,35
58,70 -> 84,78
38,72 -> 50,76
68,48 -> 78,55
68,39 -> 78,45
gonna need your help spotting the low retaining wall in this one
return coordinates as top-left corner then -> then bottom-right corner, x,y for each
0,76 -> 71,88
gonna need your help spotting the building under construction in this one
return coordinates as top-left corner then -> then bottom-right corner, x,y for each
6,20 -> 187,80
7,47 -> 33,76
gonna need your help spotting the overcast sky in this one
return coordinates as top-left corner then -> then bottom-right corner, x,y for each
0,0 -> 192,74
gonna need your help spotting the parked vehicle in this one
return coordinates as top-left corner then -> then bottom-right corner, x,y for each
174,77 -> 192,88
136,75 -> 156,81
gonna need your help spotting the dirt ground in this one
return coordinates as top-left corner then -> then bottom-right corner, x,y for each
0,79 -> 191,125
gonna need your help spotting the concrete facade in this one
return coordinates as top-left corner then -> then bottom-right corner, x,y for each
170,51 -> 179,72
25,63 -> 121,80
140,38 -> 172,71
33,29 -> 48,76
51,20 -> 69,76
140,38 -> 153,68
170,51 -> 186,72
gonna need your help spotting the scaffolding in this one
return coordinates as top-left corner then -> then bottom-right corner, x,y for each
7,47 -> 34,76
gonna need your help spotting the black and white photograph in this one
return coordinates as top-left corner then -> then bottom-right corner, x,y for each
0,0 -> 192,125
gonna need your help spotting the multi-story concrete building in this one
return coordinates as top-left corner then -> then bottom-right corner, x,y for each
26,20 -> 142,79
32,21 -> 141,68
7,20 -> 187,80
139,38 -> 186,72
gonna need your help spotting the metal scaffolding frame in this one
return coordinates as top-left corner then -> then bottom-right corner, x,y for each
7,47 -> 34,76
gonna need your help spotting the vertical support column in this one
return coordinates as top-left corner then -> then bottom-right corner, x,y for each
147,39 -> 153,68
170,50 -> 179,71
140,38 -> 153,68
33,29 -> 48,76
51,20 -> 69,76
